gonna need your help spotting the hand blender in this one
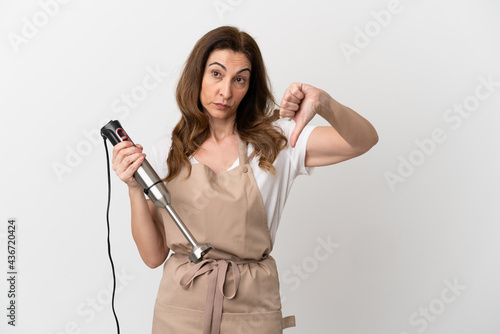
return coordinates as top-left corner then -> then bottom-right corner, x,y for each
100,120 -> 213,263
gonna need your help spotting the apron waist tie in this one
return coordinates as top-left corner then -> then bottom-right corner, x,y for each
173,253 -> 263,334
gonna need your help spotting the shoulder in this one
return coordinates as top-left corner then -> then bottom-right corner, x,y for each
272,117 -> 316,141
271,117 -> 317,176
272,117 -> 317,151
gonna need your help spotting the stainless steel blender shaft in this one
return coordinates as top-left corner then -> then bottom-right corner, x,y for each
138,161 -> 213,264
164,204 -> 213,263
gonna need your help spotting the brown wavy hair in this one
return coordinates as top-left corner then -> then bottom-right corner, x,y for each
165,26 -> 287,181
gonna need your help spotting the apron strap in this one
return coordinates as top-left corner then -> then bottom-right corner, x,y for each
282,315 -> 296,329
236,134 -> 249,165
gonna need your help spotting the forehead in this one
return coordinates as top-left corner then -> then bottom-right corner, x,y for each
205,49 -> 251,70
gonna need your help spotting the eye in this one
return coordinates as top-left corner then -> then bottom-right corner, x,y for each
211,70 -> 221,78
235,77 -> 246,84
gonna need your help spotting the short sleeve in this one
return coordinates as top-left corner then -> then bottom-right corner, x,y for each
147,134 -> 171,180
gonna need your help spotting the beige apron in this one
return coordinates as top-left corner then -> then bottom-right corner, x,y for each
152,134 -> 295,334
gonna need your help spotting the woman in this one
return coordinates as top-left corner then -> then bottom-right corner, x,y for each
112,26 -> 378,333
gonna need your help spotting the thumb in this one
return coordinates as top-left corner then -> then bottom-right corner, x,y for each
289,120 -> 306,148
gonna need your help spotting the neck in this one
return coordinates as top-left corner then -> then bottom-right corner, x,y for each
207,114 -> 237,142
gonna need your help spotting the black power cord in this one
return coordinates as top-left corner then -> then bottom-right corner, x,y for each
103,137 -> 121,334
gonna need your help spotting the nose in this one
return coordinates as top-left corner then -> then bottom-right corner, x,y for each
219,78 -> 232,100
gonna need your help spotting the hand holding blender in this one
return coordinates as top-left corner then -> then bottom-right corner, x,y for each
101,120 -> 213,263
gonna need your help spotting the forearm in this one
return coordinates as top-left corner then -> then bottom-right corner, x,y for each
129,186 -> 169,268
317,93 -> 379,153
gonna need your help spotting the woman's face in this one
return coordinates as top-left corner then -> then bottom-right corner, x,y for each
199,49 -> 251,123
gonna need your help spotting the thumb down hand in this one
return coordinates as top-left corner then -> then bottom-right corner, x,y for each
279,82 -> 322,148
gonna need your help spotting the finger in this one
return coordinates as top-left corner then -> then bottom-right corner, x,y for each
114,150 -> 145,172
123,154 -> 145,175
116,152 -> 146,178
122,151 -> 145,164
113,140 -> 134,154
112,141 -> 134,163
116,145 -> 143,165
282,91 -> 301,105
119,158 -> 145,185
280,99 -> 300,112
289,82 -> 305,101
279,109 -> 296,118
289,121 -> 305,148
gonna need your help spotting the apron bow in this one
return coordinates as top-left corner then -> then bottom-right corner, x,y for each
180,258 -> 241,334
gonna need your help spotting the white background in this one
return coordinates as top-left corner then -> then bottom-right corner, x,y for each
1,0 -> 499,333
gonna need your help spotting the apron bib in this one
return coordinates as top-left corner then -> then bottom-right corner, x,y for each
152,134 -> 295,334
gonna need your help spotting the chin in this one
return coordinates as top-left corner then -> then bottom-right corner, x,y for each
205,108 -> 236,121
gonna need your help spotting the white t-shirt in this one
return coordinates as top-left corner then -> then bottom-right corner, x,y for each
147,118 -> 317,244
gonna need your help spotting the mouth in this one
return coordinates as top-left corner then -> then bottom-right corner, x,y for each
214,103 -> 231,110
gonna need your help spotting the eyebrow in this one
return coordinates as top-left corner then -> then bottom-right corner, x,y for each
208,62 -> 251,74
